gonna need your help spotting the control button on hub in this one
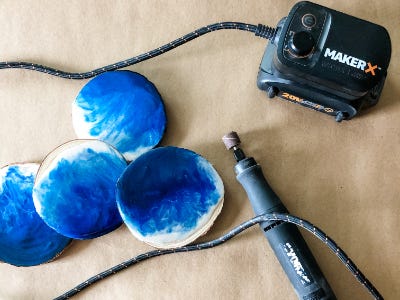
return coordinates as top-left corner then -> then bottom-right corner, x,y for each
288,31 -> 315,57
302,13 -> 316,28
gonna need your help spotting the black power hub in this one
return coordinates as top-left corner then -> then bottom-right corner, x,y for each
257,1 -> 391,121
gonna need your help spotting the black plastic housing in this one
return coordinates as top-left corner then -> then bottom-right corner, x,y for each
257,1 -> 391,121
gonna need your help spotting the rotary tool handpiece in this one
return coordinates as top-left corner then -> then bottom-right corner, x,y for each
222,132 -> 336,300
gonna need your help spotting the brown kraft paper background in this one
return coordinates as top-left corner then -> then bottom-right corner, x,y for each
0,0 -> 399,299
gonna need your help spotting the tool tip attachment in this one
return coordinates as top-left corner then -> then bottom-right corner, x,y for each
222,131 -> 241,150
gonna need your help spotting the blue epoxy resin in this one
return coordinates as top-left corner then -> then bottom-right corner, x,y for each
72,71 -> 167,161
116,146 -> 224,249
33,140 -> 127,239
0,164 -> 71,266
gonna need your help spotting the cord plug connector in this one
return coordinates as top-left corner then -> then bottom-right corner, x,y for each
255,24 -> 276,40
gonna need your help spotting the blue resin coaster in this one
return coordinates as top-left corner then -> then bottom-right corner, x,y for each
72,71 -> 167,161
116,146 -> 224,249
0,164 -> 71,266
33,140 -> 127,239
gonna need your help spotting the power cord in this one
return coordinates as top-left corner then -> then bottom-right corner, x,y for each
54,213 -> 383,300
0,22 -> 275,80
2,22 -> 382,299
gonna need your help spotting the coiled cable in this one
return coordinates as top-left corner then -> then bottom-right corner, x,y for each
54,213 -> 383,300
0,22 -> 275,80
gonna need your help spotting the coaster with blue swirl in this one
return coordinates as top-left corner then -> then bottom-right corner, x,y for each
72,71 -> 167,161
0,163 -> 71,266
116,146 -> 224,249
33,140 -> 127,239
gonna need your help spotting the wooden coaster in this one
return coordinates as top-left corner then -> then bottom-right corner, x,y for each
116,146 -> 224,249
33,140 -> 127,239
0,163 -> 71,266
72,71 -> 167,161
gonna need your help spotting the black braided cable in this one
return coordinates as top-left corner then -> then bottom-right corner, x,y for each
0,22 -> 275,80
54,213 -> 383,300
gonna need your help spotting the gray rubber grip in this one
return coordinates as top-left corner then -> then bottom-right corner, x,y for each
235,158 -> 336,300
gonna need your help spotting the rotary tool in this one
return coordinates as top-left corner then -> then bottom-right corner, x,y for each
222,131 -> 336,299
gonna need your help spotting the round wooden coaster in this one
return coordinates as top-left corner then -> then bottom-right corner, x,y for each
33,140 -> 127,239
0,163 -> 71,266
116,146 -> 224,249
72,71 -> 167,161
